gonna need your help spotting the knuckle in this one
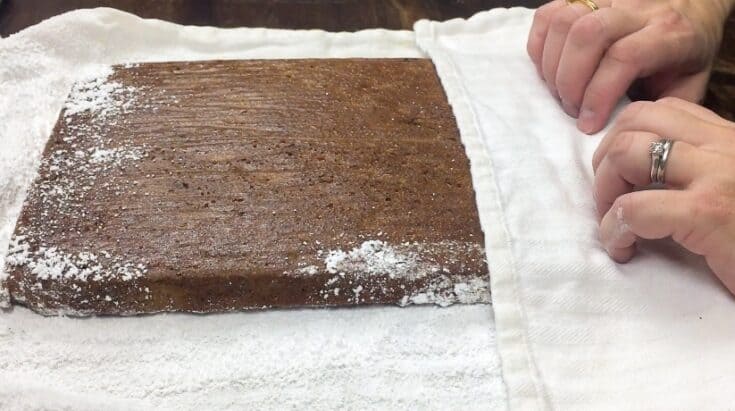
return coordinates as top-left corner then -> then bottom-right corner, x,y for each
549,8 -> 578,33
692,187 -> 732,226
533,6 -> 552,25
606,132 -> 637,164
658,8 -> 687,31
611,194 -> 635,216
654,8 -> 704,61
656,96 -> 685,106
606,42 -> 640,68
529,9 -> 552,50
568,14 -> 606,46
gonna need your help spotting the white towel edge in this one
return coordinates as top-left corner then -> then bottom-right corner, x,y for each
414,11 -> 550,410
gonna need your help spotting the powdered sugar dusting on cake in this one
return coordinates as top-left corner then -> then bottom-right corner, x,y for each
4,65 -> 149,287
404,277 -> 490,307
89,147 -> 143,165
6,236 -> 145,282
310,239 -> 489,307
36,65 -> 145,216
325,240 -> 429,279
297,265 -> 319,275
63,66 -> 133,119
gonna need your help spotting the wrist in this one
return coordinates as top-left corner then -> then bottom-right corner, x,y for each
693,0 -> 733,47
712,0 -> 735,20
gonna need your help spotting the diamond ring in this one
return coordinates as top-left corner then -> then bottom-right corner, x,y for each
649,139 -> 674,185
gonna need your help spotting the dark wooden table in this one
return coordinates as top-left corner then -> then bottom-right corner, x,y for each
1,0 -> 734,119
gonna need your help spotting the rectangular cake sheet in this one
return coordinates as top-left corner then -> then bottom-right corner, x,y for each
4,58 -> 490,315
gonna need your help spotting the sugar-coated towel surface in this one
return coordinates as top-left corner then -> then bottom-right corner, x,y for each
0,8 -> 506,410
416,8 -> 735,410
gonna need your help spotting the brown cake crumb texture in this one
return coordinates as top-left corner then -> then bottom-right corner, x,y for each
3,59 -> 489,316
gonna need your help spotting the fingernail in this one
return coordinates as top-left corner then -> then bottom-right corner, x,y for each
578,108 -> 596,134
562,100 -> 579,118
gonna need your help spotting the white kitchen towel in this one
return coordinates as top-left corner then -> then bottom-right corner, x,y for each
0,8 -> 506,411
416,7 -> 735,410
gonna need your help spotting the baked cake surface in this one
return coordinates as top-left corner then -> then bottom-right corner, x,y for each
3,58 -> 489,315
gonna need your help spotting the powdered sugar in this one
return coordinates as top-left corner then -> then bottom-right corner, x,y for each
3,63 -> 148,286
297,265 -> 319,275
603,205 -> 632,253
324,240 -> 480,279
6,236 -> 145,282
285,239 -> 490,307
325,240 -> 426,278
317,240 -> 489,306
89,147 -> 143,164
404,277 -> 490,306
63,66 -> 124,118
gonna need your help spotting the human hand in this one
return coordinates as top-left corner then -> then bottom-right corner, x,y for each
527,0 -> 732,134
593,97 -> 735,293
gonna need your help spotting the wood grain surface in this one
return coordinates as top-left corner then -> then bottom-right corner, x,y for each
4,58 -> 489,315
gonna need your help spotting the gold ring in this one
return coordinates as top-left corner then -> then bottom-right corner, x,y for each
566,0 -> 599,11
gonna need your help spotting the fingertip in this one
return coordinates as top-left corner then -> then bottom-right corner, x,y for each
577,108 -> 602,134
609,245 -> 636,263
599,209 -> 633,262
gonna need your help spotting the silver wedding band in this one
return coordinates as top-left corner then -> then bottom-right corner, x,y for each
649,139 -> 674,185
